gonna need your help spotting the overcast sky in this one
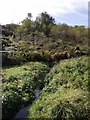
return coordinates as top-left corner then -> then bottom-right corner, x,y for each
0,0 -> 89,26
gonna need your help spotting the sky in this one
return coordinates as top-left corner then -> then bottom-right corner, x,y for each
0,0 -> 89,26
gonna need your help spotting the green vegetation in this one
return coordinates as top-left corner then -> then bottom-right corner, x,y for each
28,56 -> 89,119
2,12 -> 88,66
2,62 -> 49,120
1,12 -> 89,120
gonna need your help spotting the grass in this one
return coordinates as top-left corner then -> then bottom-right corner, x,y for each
28,56 -> 89,120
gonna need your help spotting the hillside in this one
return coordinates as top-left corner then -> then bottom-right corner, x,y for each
1,12 -> 89,120
1,12 -> 88,66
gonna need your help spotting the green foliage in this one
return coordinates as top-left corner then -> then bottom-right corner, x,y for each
15,12 -> 55,37
2,12 -> 88,66
2,24 -> 18,34
28,56 -> 89,119
27,13 -> 32,20
16,18 -> 32,35
2,12 -> 89,120
2,62 -> 50,120
2,91 -> 21,120
35,12 -> 55,36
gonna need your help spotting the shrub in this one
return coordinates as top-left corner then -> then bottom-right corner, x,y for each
28,56 -> 89,119
2,62 -> 50,120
